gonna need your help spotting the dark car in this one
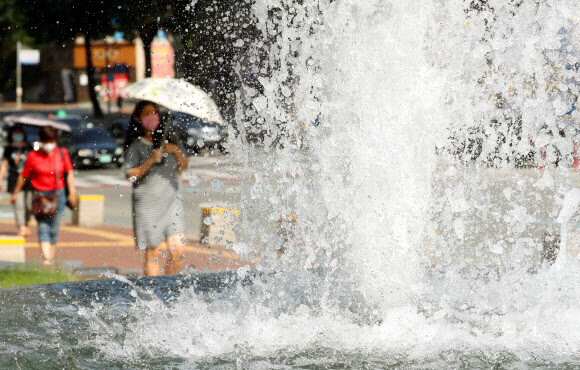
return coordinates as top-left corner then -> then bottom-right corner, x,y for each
107,118 -> 130,146
62,127 -> 124,168
169,112 -> 228,154
533,123 -> 578,168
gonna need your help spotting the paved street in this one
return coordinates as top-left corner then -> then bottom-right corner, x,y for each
0,219 -> 252,276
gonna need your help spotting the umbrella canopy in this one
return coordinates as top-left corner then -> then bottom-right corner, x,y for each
4,115 -> 72,132
124,78 -> 225,125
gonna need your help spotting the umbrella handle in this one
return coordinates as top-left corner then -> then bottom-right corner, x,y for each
156,112 -> 173,164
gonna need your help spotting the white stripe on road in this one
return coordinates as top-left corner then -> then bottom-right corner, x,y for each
0,209 -> 14,219
85,174 -> 128,185
186,169 -> 242,181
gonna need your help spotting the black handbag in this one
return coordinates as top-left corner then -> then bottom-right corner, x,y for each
31,191 -> 59,218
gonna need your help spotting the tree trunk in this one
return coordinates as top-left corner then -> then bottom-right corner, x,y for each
139,26 -> 157,78
143,39 -> 153,78
84,33 -> 103,118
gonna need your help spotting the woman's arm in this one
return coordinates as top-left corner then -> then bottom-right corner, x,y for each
66,171 -> 77,208
126,148 -> 163,182
10,174 -> 25,204
164,144 -> 188,172
0,159 -> 8,192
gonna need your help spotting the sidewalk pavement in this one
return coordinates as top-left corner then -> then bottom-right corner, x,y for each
0,220 -> 252,277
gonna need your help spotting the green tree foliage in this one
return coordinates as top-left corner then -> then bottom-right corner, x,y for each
23,0 -> 117,117
0,0 -> 33,98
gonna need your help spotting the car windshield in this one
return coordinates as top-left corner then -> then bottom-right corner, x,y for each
21,126 -> 40,143
73,129 -> 115,144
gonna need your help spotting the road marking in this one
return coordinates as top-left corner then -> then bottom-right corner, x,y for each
188,169 -> 242,181
0,219 -> 133,241
78,194 -> 105,201
0,209 -> 15,219
58,224 -> 134,242
87,174 -> 127,184
0,237 -> 24,245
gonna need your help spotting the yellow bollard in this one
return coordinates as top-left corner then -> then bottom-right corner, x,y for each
0,236 -> 25,263
200,204 -> 240,247
72,195 -> 105,227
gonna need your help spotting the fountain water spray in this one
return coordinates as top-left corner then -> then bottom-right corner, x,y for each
1,0 -> 579,367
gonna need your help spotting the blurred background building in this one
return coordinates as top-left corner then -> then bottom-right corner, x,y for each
38,31 -> 174,104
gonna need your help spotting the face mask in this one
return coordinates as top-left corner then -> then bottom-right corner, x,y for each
141,113 -> 160,132
12,134 -> 24,142
42,143 -> 56,153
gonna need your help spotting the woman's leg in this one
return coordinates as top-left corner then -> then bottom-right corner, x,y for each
39,189 -> 66,264
23,190 -> 32,235
13,192 -> 27,236
165,233 -> 187,275
144,247 -> 163,276
36,218 -> 54,264
48,189 -> 66,245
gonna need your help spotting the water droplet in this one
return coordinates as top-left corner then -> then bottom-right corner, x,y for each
129,176 -> 137,183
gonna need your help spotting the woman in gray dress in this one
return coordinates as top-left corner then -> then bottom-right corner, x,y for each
123,101 -> 189,276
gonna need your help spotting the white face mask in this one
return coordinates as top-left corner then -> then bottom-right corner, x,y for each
42,143 -> 56,153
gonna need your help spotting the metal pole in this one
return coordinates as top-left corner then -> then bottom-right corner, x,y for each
16,41 -> 22,110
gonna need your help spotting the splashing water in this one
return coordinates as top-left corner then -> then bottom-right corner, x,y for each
2,0 -> 580,367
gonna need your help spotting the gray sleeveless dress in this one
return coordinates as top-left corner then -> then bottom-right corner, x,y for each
123,138 -> 185,250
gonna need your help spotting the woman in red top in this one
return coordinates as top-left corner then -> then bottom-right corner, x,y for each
11,127 -> 77,265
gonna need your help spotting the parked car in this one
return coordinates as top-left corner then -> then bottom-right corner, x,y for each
62,127 -> 124,168
107,118 -> 130,146
533,122 -> 579,168
169,112 -> 228,154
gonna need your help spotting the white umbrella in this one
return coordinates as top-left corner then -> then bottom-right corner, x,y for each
124,78 -> 225,125
4,115 -> 72,132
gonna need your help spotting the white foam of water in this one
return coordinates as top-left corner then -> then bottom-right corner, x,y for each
303,0 -> 445,309
78,265 -> 579,366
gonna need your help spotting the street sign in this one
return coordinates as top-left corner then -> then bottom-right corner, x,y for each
20,49 -> 40,65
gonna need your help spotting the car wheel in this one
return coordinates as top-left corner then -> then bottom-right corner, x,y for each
217,143 -> 228,154
72,157 -> 82,170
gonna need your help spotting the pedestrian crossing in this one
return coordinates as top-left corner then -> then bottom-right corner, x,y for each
73,156 -> 250,189
0,209 -> 15,220
48,153 -> 305,190
75,173 -> 129,189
